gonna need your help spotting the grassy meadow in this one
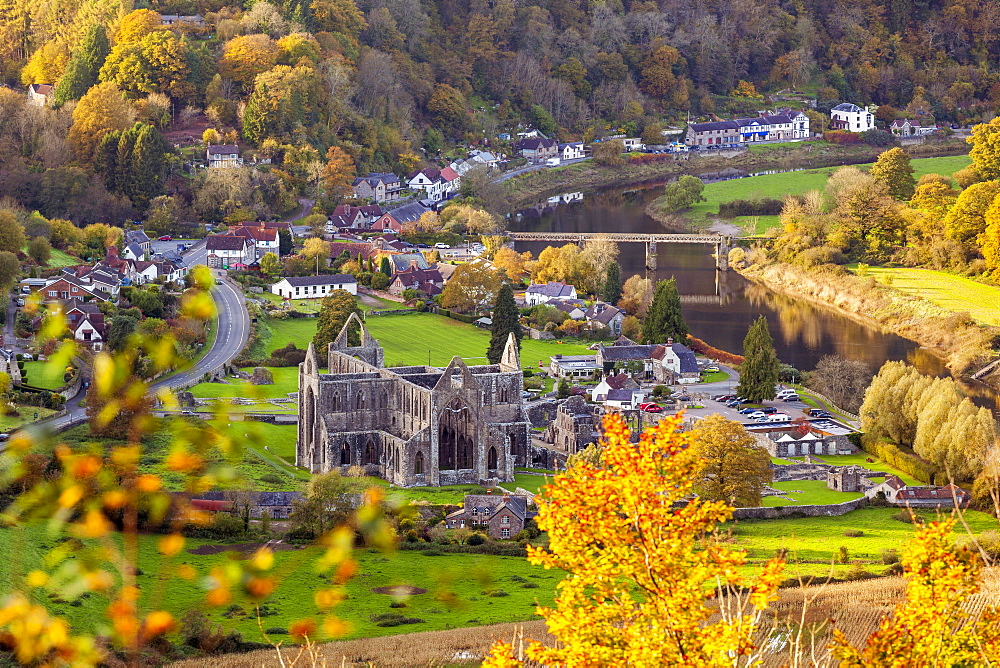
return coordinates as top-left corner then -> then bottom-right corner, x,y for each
689,154 -> 972,233
855,266 -> 1000,326
262,312 -> 598,371
762,480 -> 864,507
187,367 -> 299,399
21,360 -> 67,390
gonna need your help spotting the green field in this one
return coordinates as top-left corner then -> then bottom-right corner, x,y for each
689,154 -> 972,233
188,367 -> 299,399
0,523 -> 558,642
732,506 -> 998,577
856,266 -> 1000,326
762,480 -> 863,507
21,360 -> 67,390
264,312 -> 598,370
0,406 -> 56,431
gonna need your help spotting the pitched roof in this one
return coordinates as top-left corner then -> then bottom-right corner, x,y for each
604,373 -> 635,390
207,144 -> 239,154
206,235 -> 248,251
515,137 -> 558,150
585,302 -> 623,325
832,103 -> 865,113
125,230 -> 150,244
383,202 -> 431,224
606,388 -> 642,402
599,344 -> 659,361
670,343 -> 699,373
278,274 -> 356,287
689,120 -> 739,132
408,168 -> 442,182
440,166 -> 460,182
392,265 -> 443,285
123,243 -> 145,258
389,253 -> 430,272
30,83 -> 53,95
526,281 -> 575,298
365,172 -> 400,185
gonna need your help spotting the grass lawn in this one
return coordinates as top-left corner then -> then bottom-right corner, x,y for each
688,154 -> 972,233
731,506 -> 998,576
45,248 -> 80,268
0,523 -> 558,642
264,312 -> 600,371
21,360 -> 67,390
700,370 -> 730,383
818,453 -> 923,487
855,266 -> 1000,326
187,367 -> 299,399
508,473 -> 552,495
762,480 -> 863,507
0,406 -> 56,431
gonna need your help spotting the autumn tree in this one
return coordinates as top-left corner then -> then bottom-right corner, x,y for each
441,263 -> 503,313
487,283 -> 521,364
0,211 -> 27,254
641,278 -> 688,344
220,34 -> 279,90
260,252 -> 281,276
426,84 -> 468,136
242,65 -> 320,144
288,471 -> 366,538
492,247 -> 533,282
0,252 -> 20,291
483,414 -> 784,666
943,181 -> 1000,244
870,147 -> 916,200
968,116 -> 1000,182
321,146 -> 356,201
115,8 -> 162,44
20,40 -> 69,85
690,415 -> 773,507
99,31 -> 193,101
27,236 -> 52,266
68,82 -> 135,162
640,45 -> 686,107
313,289 -> 361,356
54,25 -> 110,106
736,316 -> 779,403
653,175 -> 706,214
531,244 -> 598,293
580,237 -> 619,278
618,274 -> 654,317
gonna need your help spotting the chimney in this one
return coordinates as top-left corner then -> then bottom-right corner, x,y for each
502,494 -> 510,503
486,489 -> 492,495
410,259 -> 419,268
667,337 -> 674,344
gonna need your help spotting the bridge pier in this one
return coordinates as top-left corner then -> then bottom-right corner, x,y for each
645,241 -> 657,270
715,236 -> 731,271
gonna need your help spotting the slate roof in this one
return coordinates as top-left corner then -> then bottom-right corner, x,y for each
606,388 -> 642,402
604,373 -> 635,390
670,343 -> 699,373
383,201 -> 431,224
408,168 -> 442,182
585,302 -> 623,325
526,282 -> 575,298
599,344 -> 659,361
389,253 -> 430,272
206,235 -> 248,251
832,103 -> 865,113
515,137 -> 558,150
125,230 -> 150,245
207,144 -> 239,154
689,121 -> 739,132
362,172 -> 400,185
278,274 -> 356,287
457,494 -> 528,519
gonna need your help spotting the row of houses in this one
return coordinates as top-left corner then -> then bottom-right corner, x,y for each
523,282 -> 625,335
685,109 -> 811,146
204,222 -> 291,268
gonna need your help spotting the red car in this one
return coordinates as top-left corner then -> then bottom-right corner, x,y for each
638,402 -> 662,413
158,235 -> 172,241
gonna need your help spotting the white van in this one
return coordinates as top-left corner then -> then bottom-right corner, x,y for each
545,157 -> 561,167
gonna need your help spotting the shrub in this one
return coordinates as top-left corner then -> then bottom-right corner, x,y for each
521,582 -> 539,589
652,385 -> 670,397
389,601 -> 407,608
260,473 -> 284,485
466,533 -> 486,546
881,548 -> 900,565
718,198 -> 785,218
370,613 -> 424,627
839,545 -> 850,564
844,564 -> 876,581
265,627 -> 288,634
484,589 -> 509,597
844,530 -> 864,537
892,509 -> 923,524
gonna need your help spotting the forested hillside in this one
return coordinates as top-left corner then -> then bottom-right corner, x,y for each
0,0 -> 994,225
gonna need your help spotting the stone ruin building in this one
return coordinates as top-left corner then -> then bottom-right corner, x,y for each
826,465 -> 866,492
545,395 -> 598,454
297,313 -> 530,487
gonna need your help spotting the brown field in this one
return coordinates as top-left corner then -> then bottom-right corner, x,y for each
171,570 -> 1000,667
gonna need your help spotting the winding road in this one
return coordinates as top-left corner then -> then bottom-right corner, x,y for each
41,241 -> 251,433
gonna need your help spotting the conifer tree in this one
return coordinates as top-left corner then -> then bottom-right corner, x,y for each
641,277 -> 688,344
129,124 -> 168,210
54,25 -> 110,107
379,256 -> 392,276
736,316 -> 779,402
601,261 -> 622,305
487,283 -> 521,364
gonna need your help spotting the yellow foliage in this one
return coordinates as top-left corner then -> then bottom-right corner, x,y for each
68,81 -> 135,161
114,8 -> 163,44
220,34 -> 279,89
20,39 -> 69,85
486,413 -> 784,666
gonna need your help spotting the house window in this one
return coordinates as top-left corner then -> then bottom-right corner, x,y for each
460,520 -> 465,528
501,528 -> 510,538
48,291 -> 57,297
500,515 -> 510,526
60,292 -> 69,299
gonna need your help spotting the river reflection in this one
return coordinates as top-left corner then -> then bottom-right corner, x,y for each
508,186 -> 974,387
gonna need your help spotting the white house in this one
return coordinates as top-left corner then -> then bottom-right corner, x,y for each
205,234 -> 253,268
206,144 -> 243,168
271,274 -> 358,299
27,84 -> 53,107
621,138 -> 644,151
525,281 -> 577,306
830,103 -> 875,133
549,354 -> 601,380
559,143 -> 585,160
591,372 -> 639,402
604,388 -> 648,410
657,342 -> 700,384
407,168 -> 448,201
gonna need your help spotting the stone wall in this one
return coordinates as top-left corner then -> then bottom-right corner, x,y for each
730,496 -> 867,520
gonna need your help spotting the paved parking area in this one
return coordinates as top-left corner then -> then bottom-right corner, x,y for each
662,393 -> 813,425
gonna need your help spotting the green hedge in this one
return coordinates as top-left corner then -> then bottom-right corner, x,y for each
860,435 -> 937,484
436,308 -> 479,324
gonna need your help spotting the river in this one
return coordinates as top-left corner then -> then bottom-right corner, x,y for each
509,183 -> 953,380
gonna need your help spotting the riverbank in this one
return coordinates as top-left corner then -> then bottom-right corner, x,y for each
504,138 -> 970,210
734,260 -> 1000,377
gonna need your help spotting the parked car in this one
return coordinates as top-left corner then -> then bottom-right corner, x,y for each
434,242 -> 451,249
747,411 -> 765,419
782,394 -> 800,402
415,243 -> 430,248
638,402 -> 662,413
760,406 -> 778,414
804,407 -> 830,417
767,413 -> 791,422
705,365 -> 720,372
158,235 -> 172,241
713,394 -> 734,401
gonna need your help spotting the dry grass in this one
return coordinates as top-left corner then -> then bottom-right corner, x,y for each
170,621 -> 552,667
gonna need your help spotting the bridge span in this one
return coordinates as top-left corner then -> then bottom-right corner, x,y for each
506,232 -> 734,270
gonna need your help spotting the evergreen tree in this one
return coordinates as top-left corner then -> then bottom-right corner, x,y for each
487,283 -> 522,364
641,277 -> 688,344
54,25 -> 110,107
129,124 -> 168,210
115,124 -> 140,196
379,256 -> 392,276
312,290 -> 361,358
601,261 -> 622,305
279,229 -> 293,255
242,83 -> 268,145
736,316 -> 779,403
94,130 -> 121,188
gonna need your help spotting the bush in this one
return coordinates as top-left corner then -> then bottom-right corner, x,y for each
892,509 -> 923,524
521,582 -> 539,589
844,564 -> 876,581
823,130 -> 862,144
838,546 -> 850,564
861,436 -> 937,484
844,530 -> 864,537
370,613 -> 424,627
860,129 -> 895,146
466,533 -> 486,546
881,548 -> 899,565
260,473 -> 284,485
389,601 -> 407,608
264,627 -> 288,635
651,385 -> 670,397
483,589 -> 509,597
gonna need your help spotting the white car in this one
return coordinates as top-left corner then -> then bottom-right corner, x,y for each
747,411 -> 765,419
434,243 -> 451,249
767,413 -> 790,422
